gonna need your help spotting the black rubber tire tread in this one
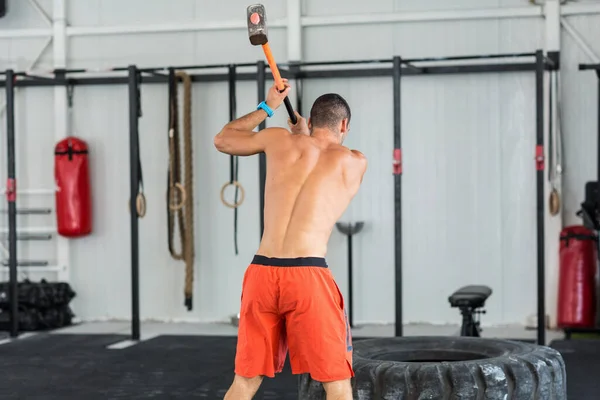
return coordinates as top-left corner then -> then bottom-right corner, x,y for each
297,337 -> 567,400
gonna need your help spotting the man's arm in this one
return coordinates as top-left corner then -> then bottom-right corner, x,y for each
287,111 -> 310,136
214,109 -> 287,156
214,80 -> 291,156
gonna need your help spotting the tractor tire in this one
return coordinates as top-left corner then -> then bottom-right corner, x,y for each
298,336 -> 566,399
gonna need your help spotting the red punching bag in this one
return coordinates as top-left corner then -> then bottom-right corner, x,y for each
54,137 -> 92,237
557,226 -> 598,329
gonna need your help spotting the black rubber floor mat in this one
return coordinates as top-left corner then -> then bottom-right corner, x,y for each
550,339 -> 600,400
120,335 -> 299,399
0,334 -> 129,400
0,333 -> 127,354
0,334 -> 298,399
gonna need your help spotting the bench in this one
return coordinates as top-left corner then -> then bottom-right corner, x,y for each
448,285 -> 493,337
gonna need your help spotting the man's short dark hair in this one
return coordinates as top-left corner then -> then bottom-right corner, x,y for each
309,93 -> 351,131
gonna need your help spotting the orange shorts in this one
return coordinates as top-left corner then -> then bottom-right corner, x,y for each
234,255 -> 354,383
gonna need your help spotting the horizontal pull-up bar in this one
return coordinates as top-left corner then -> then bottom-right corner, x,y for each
2,64 -> 286,83
402,51 -> 536,64
0,61 -> 555,88
297,62 -> 546,79
290,58 -> 392,67
0,51 -> 552,80
580,64 -> 600,71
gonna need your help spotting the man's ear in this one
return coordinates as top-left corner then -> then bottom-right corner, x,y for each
307,117 -> 312,130
340,118 -> 349,133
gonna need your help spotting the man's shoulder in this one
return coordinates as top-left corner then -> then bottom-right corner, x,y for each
259,127 -> 293,149
345,149 -> 367,167
350,149 -> 367,160
261,127 -> 291,137
324,145 -> 366,161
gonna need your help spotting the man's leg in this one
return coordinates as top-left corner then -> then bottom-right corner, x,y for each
228,264 -> 285,399
322,380 -> 353,400
224,375 -> 263,400
282,266 -> 354,398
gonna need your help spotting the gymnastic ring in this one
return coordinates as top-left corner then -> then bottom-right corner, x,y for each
127,193 -> 147,218
136,193 -> 147,218
549,189 -> 561,216
168,183 -> 186,211
220,181 -> 245,209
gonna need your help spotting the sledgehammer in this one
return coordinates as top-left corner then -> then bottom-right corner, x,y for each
247,4 -> 297,124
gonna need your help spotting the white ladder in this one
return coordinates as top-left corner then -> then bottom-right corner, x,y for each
0,187 -> 70,282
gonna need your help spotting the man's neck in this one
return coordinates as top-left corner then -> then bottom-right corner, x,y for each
310,128 -> 340,144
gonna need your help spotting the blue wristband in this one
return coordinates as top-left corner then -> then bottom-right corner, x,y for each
257,101 -> 274,118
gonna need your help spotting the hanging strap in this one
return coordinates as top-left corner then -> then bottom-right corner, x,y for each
547,70 -> 563,216
135,72 -> 146,217
66,81 -> 74,131
114,71 -> 145,218
219,65 -> 245,255
167,68 -> 183,258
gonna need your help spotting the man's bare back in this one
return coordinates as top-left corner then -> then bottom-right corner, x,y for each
258,131 -> 366,258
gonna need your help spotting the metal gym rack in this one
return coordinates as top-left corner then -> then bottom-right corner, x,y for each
2,49 -> 555,344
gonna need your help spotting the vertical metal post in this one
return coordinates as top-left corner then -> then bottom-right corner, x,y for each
257,61 -> 267,237
392,56 -> 403,337
5,69 -> 18,338
597,70 -> 600,180
596,69 -> 600,328
347,233 -> 354,328
128,65 -> 141,341
535,50 -> 546,345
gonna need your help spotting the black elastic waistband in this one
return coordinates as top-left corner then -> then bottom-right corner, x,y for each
251,255 -> 328,268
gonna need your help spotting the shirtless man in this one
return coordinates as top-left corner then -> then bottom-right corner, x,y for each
214,79 -> 367,400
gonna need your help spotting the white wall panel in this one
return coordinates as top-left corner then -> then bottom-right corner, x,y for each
0,38 -> 53,70
68,0 -> 286,26
303,0 -> 533,16
305,18 -> 542,62
393,0 -> 533,11
0,0 -> 598,326
68,28 -> 287,69
0,0 -> 52,29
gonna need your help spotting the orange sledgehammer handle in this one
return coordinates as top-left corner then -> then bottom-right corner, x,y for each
261,43 -> 297,124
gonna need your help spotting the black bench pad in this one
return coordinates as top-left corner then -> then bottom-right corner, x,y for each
448,285 -> 492,309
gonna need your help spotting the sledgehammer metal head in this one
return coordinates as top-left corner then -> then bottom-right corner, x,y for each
245,3 -> 297,125
247,4 -> 268,46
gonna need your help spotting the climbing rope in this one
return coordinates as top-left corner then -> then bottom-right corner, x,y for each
167,69 -> 195,311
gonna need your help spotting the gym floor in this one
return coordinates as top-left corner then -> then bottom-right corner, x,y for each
0,321 -> 595,399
